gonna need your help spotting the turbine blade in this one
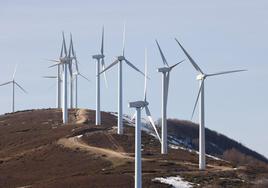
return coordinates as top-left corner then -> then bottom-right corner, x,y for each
0,81 -> 12,87
43,76 -> 57,79
70,34 -> 76,57
144,48 -> 148,101
62,32 -> 67,56
155,40 -> 169,67
206,69 -> 247,77
78,73 -> 90,82
99,59 -> 119,75
125,59 -> 145,77
68,62 -> 73,75
14,82 -> 27,94
101,26 -> 104,55
170,59 -> 185,70
60,39 -> 64,57
131,112 -> 136,121
175,38 -> 203,74
48,62 -> 61,68
122,23 -> 126,56
74,58 -> 79,73
68,33 -> 73,58
46,59 -> 60,63
12,64 -> 18,80
145,106 -> 161,143
101,58 -> 108,88
191,79 -> 204,119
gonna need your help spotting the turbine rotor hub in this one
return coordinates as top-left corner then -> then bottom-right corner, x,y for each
60,57 -> 72,64
196,74 -> 206,80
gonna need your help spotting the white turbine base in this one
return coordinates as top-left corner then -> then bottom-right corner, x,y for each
135,107 -> 142,188
161,72 -> 168,154
199,79 -> 206,170
117,60 -> 123,134
96,59 -> 101,125
62,63 -> 68,124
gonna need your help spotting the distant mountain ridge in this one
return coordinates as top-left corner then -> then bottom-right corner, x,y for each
122,114 -> 268,165
166,119 -> 268,165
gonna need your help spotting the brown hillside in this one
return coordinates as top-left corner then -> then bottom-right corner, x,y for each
0,109 -> 267,188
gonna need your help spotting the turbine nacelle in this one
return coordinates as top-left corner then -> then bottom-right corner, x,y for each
117,55 -> 125,61
157,67 -> 170,73
196,74 -> 206,80
129,101 -> 148,108
92,54 -> 105,59
59,57 -> 72,63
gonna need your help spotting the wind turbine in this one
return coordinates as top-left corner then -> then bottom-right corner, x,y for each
99,24 -> 145,134
72,53 -> 90,108
62,34 -> 90,109
46,35 -> 65,108
128,49 -> 161,188
0,64 -> 27,112
175,38 -> 246,170
155,40 -> 184,154
49,32 -> 70,124
92,26 -> 108,125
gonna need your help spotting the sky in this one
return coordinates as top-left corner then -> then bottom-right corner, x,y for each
0,0 -> 268,158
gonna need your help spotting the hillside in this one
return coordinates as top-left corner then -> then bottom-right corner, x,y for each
0,109 -> 267,188
166,119 -> 268,165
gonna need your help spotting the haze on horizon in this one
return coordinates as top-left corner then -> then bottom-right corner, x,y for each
0,0 -> 267,158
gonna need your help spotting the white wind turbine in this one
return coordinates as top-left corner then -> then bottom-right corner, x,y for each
175,38 -> 246,170
72,54 -> 90,109
155,40 -> 184,154
99,24 -> 145,134
46,38 -> 65,108
0,64 -> 27,112
92,26 -> 108,125
128,49 -> 161,188
49,32 -> 70,124
63,34 -> 90,109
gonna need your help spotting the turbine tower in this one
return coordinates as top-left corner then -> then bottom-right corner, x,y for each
92,26 -> 108,125
0,64 -> 27,112
100,24 -> 145,134
175,38 -> 246,170
155,40 -> 184,154
129,49 -> 161,188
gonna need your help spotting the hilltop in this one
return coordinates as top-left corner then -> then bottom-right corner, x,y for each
0,109 -> 267,188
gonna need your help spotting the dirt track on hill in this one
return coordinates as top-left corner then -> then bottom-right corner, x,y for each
57,136 -> 133,167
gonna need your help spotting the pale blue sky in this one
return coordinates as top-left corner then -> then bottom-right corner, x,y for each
0,0 -> 267,158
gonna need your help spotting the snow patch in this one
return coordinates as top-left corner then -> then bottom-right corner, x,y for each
110,112 -> 160,140
153,176 -> 194,188
76,135 -> 83,138
206,154 -> 223,161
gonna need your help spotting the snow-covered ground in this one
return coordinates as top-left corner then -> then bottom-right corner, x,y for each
153,176 -> 195,188
110,112 -> 160,140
